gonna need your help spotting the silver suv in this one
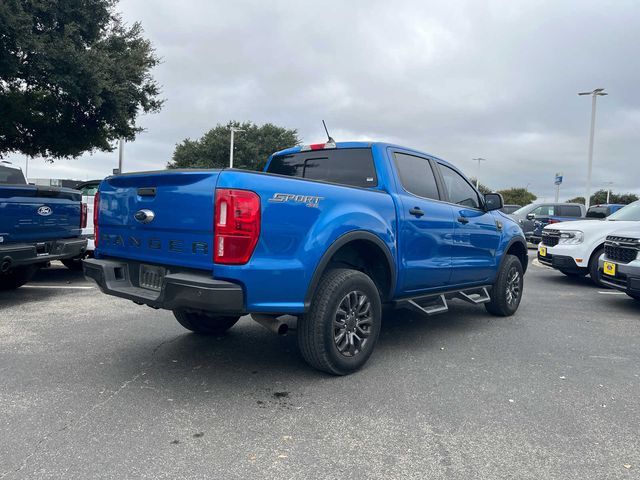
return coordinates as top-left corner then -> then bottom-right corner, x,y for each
598,229 -> 640,301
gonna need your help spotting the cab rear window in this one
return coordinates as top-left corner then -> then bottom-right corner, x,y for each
267,148 -> 377,188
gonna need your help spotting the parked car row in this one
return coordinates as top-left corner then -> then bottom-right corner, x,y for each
536,200 -> 640,301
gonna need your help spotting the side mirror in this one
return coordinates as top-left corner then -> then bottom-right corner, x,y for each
484,193 -> 503,212
526,213 -> 536,220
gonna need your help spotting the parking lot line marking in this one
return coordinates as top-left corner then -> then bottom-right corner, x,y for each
597,291 -> 625,295
531,259 -> 551,269
22,285 -> 95,290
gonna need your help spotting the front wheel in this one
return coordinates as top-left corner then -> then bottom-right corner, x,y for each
298,268 -> 382,375
173,310 -> 240,335
588,247 -> 606,287
485,254 -> 524,317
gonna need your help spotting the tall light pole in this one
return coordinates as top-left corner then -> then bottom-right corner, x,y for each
472,157 -> 486,189
578,88 -> 607,209
229,127 -> 245,168
603,181 -> 614,204
118,138 -> 124,174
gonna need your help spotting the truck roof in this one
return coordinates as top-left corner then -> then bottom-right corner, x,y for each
272,141 -> 457,170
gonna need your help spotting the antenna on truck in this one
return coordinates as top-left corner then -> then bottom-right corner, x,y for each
322,120 -> 336,146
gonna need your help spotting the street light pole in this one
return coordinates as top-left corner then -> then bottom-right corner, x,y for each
118,138 -> 124,174
603,181 -> 614,204
472,157 -> 486,189
229,127 -> 245,168
578,88 -> 607,209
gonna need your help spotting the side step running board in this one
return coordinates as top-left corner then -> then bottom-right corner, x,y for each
455,287 -> 491,305
407,294 -> 448,316
400,286 -> 492,317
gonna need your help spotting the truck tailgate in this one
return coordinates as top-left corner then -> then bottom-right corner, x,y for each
97,170 -> 221,270
0,186 -> 82,243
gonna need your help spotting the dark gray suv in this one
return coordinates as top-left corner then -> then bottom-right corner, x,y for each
509,203 -> 586,243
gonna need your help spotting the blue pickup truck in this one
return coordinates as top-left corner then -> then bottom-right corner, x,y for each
84,141 -> 528,374
0,162 -> 87,290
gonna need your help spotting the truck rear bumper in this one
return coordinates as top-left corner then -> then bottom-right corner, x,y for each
83,258 -> 245,314
0,238 -> 87,269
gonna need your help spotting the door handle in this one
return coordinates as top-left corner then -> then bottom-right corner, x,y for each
457,216 -> 469,224
409,207 -> 424,218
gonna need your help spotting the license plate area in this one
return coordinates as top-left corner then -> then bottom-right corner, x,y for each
603,261 -> 617,277
139,264 -> 165,291
539,246 -> 547,257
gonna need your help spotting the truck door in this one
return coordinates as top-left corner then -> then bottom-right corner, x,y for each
393,152 -> 454,294
438,163 -> 501,285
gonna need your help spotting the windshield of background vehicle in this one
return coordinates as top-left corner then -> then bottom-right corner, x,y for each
0,165 -> 27,185
607,201 -> 640,221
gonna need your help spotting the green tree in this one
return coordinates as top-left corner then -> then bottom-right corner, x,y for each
469,178 -> 492,195
0,0 -> 162,159
567,190 -> 638,205
497,187 -> 537,206
169,121 -> 301,171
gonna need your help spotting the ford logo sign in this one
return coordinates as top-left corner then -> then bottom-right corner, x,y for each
37,206 -> 52,216
134,209 -> 155,224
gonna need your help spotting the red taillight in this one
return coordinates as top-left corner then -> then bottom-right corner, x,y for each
214,189 -> 260,265
93,192 -> 100,248
80,202 -> 88,229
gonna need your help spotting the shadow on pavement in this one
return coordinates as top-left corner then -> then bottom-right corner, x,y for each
104,300 -> 502,391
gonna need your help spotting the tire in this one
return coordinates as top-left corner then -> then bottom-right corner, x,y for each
559,269 -> 587,277
0,265 -> 39,291
298,268 -> 382,375
627,292 -> 640,301
588,247 -> 605,287
173,310 -> 240,335
61,257 -> 84,271
485,254 -> 524,317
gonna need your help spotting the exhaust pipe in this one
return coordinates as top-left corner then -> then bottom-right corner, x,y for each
0,257 -> 12,274
251,314 -> 290,335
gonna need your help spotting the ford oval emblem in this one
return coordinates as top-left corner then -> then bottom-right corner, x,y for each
37,206 -> 52,216
134,209 -> 155,224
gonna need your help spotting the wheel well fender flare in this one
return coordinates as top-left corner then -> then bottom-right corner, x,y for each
304,231 -> 397,310
500,237 -> 529,274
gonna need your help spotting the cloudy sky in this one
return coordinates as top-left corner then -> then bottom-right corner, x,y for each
13,0 -> 640,201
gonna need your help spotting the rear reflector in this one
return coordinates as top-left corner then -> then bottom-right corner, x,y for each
80,202 -> 88,229
214,189 -> 260,265
93,192 -> 100,248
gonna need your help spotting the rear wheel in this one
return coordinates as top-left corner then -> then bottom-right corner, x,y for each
485,254 -> 524,317
588,247 -> 605,287
173,310 -> 240,335
0,265 -> 39,291
298,268 -> 382,375
61,257 -> 85,271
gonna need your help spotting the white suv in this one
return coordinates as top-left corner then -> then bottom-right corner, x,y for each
61,180 -> 100,270
537,200 -> 640,286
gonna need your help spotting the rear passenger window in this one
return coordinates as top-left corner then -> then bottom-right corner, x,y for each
532,205 -> 555,216
267,148 -> 377,188
440,164 -> 481,209
393,153 -> 440,200
559,205 -> 582,217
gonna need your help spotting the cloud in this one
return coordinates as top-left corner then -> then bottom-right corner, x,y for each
9,0 -> 640,200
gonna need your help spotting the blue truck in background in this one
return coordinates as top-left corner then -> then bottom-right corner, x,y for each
84,141 -> 528,374
0,162 -> 87,290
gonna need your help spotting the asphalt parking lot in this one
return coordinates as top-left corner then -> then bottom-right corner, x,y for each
1,259 -> 639,479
